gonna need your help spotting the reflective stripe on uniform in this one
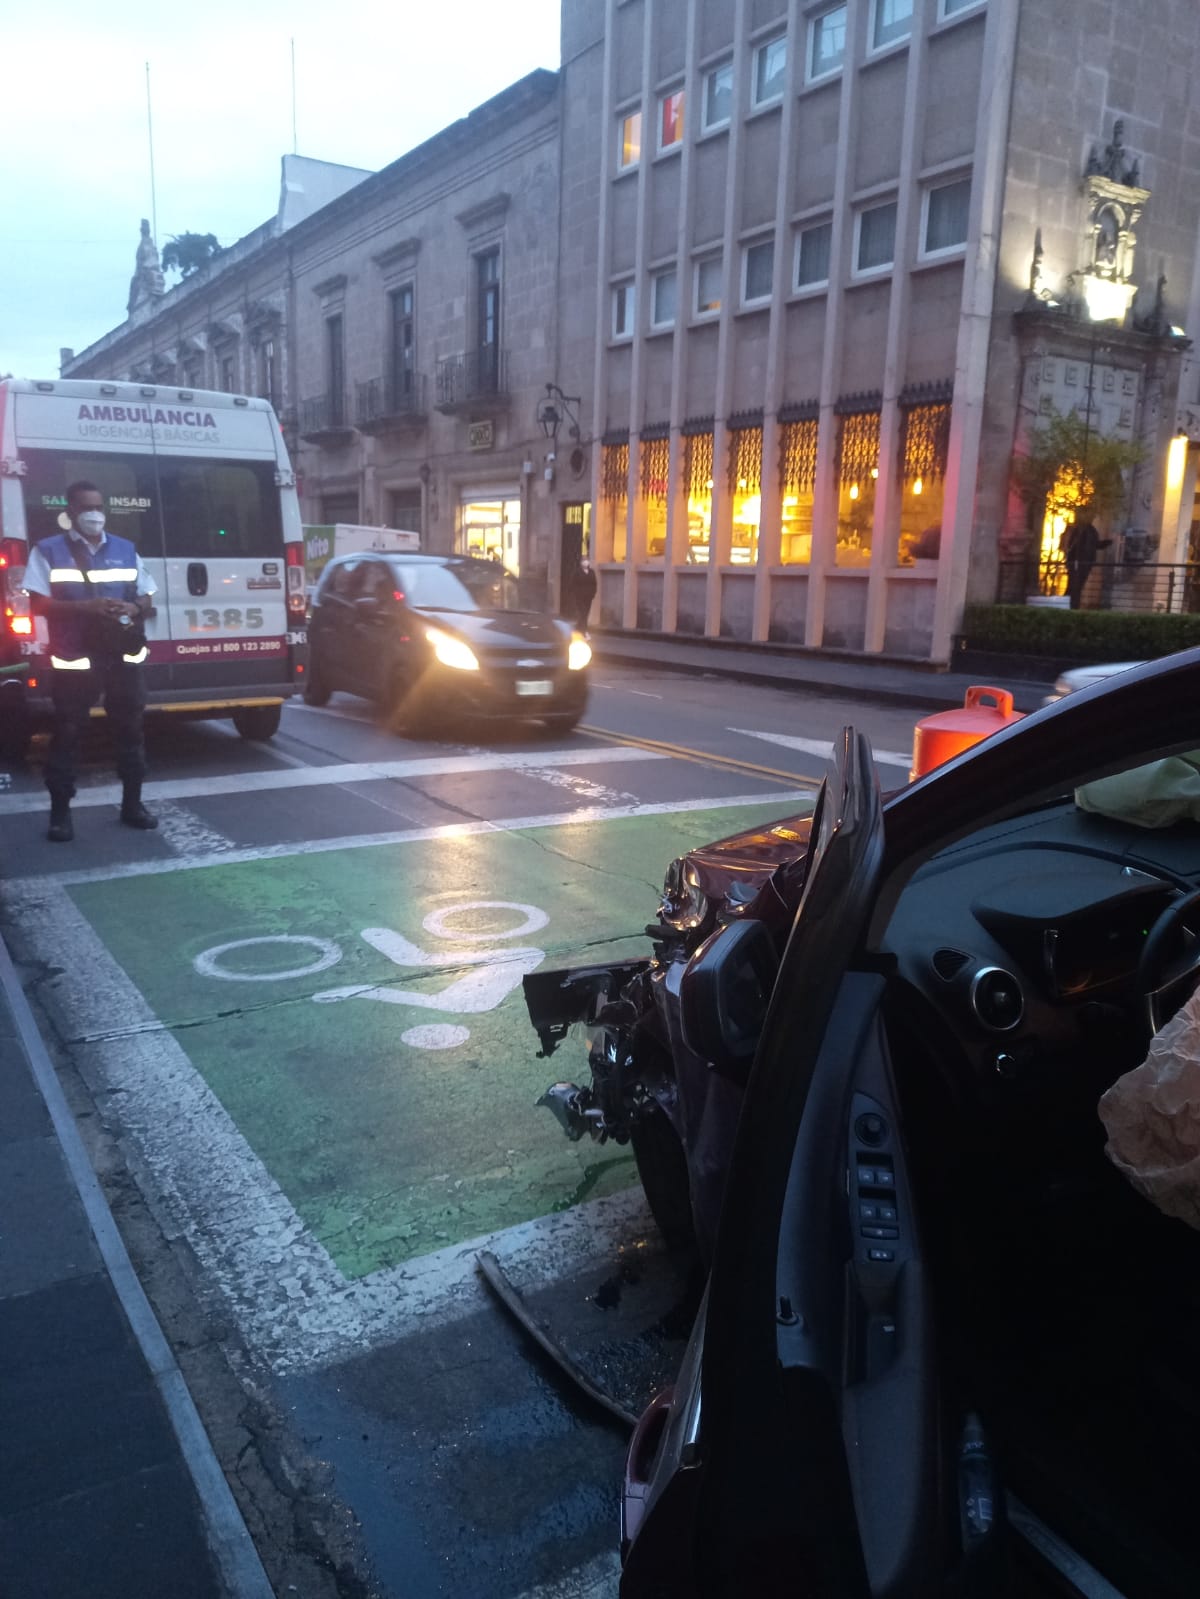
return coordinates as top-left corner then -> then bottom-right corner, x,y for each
48,566 -> 140,583
48,568 -> 87,582
50,655 -> 92,670
121,646 -> 149,664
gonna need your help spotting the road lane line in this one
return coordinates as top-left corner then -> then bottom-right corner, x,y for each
0,744 -> 667,816
13,791 -> 808,888
154,801 -> 238,857
728,726 -> 913,768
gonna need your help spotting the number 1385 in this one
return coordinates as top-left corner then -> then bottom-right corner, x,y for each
184,608 -> 264,631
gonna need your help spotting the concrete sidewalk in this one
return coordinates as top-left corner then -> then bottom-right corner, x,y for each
0,937 -> 273,1599
591,631 -> 1056,714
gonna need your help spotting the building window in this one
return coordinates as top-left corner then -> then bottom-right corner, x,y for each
651,269 -> 677,329
684,431 -> 715,564
779,417 -> 819,564
742,239 -> 775,305
809,6 -> 848,81
220,352 -> 236,393
752,35 -> 787,106
729,426 -> 763,564
388,488 -> 422,533
836,409 -> 881,566
896,400 -> 951,565
702,61 -> 733,131
600,440 -> 630,563
640,436 -> 670,560
326,315 -> 345,425
256,339 -> 278,409
923,176 -> 972,255
618,110 -> 642,169
795,220 -> 833,289
612,281 -> 636,339
872,0 -> 913,51
695,254 -> 723,317
940,0 -> 983,16
389,283 -> 416,408
855,201 -> 898,273
476,249 -> 501,393
659,89 -> 684,151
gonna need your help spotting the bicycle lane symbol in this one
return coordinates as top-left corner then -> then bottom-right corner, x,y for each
191,900 -> 548,1051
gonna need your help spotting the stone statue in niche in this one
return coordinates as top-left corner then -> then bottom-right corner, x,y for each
1094,208 -> 1119,272
1086,119 -> 1140,187
128,219 -> 166,314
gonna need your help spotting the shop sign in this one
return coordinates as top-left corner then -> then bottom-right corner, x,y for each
468,420 -> 494,452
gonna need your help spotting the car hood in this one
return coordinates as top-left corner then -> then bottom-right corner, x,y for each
412,607 -> 568,653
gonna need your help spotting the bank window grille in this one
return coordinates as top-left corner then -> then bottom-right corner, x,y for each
837,410 -> 881,487
900,402 -> 952,483
685,432 -> 714,499
728,426 -> 763,495
601,441 -> 629,501
779,418 -> 819,494
640,436 -> 671,504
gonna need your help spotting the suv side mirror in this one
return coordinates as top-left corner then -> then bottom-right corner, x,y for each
679,918 -> 778,1085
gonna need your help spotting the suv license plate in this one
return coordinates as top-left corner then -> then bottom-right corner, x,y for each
516,679 -> 553,696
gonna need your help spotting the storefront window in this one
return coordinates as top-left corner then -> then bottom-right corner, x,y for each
896,401 -> 951,566
684,431 -> 714,563
836,410 -> 880,567
640,436 -> 670,561
728,426 -> 762,564
599,441 -> 629,562
779,417 -> 818,564
459,496 -> 521,576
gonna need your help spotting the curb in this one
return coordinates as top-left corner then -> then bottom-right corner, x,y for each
0,936 -> 275,1599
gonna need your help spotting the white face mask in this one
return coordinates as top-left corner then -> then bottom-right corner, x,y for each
75,510 -> 106,537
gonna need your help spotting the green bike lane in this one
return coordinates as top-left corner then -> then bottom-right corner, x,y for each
67,795 -> 811,1283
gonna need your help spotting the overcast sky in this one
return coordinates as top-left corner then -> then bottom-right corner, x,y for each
0,0 -> 560,379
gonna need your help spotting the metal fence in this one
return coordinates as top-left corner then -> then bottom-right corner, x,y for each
997,559 -> 1200,615
434,347 -> 508,410
299,393 -> 349,435
355,374 -> 427,426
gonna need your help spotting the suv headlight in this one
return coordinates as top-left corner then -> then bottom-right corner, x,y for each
660,857 -> 709,932
425,626 -> 479,671
568,633 -> 592,671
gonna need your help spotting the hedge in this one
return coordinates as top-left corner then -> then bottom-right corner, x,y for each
960,604 -> 1200,663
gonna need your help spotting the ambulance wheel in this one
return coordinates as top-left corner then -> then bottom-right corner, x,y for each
233,705 -> 281,741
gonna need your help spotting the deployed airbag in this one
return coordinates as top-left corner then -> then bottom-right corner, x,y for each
1099,985 -> 1200,1230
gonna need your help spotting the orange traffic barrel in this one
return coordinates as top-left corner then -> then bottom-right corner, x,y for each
910,686 -> 1024,781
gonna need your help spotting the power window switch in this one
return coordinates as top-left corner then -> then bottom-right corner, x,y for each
867,1248 -> 896,1263
860,1202 -> 880,1222
873,1169 -> 896,1189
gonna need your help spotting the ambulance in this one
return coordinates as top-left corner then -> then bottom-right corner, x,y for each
0,378 -> 307,758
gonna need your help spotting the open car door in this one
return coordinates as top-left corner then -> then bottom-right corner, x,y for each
623,730 -> 994,1597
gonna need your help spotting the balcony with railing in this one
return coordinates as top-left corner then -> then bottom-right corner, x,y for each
434,347 -> 509,415
997,558 -> 1200,614
299,394 -> 354,444
355,373 -> 427,433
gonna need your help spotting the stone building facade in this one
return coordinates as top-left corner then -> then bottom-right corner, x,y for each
587,0 -> 1200,658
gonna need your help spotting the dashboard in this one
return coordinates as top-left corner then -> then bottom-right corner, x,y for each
882,800 -> 1200,1084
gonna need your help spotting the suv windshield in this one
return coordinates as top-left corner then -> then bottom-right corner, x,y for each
395,560 -> 522,612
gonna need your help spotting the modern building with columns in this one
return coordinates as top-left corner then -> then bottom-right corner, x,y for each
587,0 -> 1200,659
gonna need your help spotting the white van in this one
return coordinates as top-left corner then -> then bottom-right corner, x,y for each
0,378 -> 307,757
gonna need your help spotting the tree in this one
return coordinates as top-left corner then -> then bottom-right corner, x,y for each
1011,406 -> 1143,534
161,232 -> 224,280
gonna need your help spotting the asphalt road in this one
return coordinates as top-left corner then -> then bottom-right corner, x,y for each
0,668 -> 928,1598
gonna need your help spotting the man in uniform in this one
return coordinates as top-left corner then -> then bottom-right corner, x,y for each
23,480 -> 158,842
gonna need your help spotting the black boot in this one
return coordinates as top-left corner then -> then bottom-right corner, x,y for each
119,784 -> 158,830
47,799 -> 73,843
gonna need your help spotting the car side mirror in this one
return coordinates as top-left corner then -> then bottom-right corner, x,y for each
679,918 -> 778,1085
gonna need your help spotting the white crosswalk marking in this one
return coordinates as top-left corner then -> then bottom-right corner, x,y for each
153,801 -> 237,856
729,726 -> 912,768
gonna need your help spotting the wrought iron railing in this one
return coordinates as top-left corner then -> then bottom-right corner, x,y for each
355,373 -> 427,426
299,394 -> 350,434
434,347 -> 509,410
997,559 -> 1200,614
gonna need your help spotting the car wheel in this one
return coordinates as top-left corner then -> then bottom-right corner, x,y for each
538,709 -> 582,737
630,1104 -> 695,1254
303,654 -> 331,706
233,704 -> 282,741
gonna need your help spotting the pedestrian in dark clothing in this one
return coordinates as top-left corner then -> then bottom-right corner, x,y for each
1061,513 -> 1110,610
23,481 -> 158,842
568,559 -> 597,635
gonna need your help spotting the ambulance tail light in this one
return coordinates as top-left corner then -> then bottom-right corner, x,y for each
285,543 -> 307,619
2,540 -> 31,637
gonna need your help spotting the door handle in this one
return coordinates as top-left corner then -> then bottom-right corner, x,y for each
187,562 -> 208,597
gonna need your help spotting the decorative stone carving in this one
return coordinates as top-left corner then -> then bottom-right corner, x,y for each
127,219 -> 166,314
